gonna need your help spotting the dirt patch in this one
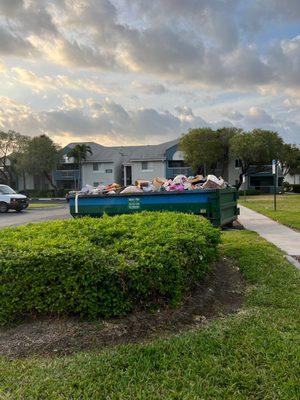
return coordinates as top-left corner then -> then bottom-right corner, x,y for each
0,258 -> 244,359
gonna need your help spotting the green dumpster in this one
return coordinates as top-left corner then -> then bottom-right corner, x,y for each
69,187 -> 239,227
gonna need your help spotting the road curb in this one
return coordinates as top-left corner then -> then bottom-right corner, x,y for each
285,255 -> 300,270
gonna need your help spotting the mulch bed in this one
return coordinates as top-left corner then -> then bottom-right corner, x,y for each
0,258 -> 245,359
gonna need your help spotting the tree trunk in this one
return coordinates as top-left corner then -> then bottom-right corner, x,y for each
43,170 -> 57,192
196,164 -> 205,176
79,162 -> 82,189
237,172 -> 243,189
0,168 -> 8,183
22,170 -> 27,191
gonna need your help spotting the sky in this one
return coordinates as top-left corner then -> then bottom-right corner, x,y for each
0,0 -> 299,147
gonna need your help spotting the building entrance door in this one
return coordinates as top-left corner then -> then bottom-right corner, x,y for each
125,166 -> 132,186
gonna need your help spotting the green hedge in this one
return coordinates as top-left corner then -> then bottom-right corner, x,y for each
291,184 -> 300,193
238,189 -> 262,196
19,189 -> 69,198
0,212 -> 220,324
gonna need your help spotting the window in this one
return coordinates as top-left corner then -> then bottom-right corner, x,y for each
0,185 -> 16,195
168,160 -> 185,168
93,163 -> 99,171
235,158 -> 242,168
105,169 -> 113,174
141,161 -> 148,170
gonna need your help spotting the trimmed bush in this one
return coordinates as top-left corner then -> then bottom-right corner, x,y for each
0,212 -> 220,324
291,184 -> 300,193
238,189 -> 262,196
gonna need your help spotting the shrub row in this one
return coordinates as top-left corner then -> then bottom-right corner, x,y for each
291,184 -> 300,193
0,212 -> 220,324
19,189 -> 70,198
238,189 -> 262,196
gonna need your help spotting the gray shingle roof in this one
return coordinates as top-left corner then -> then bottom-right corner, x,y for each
63,139 -> 179,163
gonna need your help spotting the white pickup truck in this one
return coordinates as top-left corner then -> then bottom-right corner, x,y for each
0,185 -> 29,213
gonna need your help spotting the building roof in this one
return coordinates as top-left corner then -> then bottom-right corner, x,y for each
63,138 -> 180,163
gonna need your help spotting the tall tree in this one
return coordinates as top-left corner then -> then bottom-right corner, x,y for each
230,129 -> 284,188
217,127 -> 242,177
7,136 -> 31,190
279,144 -> 300,177
22,135 -> 61,190
179,128 -> 223,175
0,130 -> 29,185
67,144 -> 92,189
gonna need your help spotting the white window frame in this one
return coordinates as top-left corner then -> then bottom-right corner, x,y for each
141,161 -> 149,171
93,162 -> 99,171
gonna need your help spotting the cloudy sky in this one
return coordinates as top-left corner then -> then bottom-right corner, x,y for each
0,0 -> 299,146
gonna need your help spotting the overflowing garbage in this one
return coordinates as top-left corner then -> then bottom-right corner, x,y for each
78,174 -> 230,196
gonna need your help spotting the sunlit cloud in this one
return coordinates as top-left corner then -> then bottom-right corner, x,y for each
0,0 -> 299,144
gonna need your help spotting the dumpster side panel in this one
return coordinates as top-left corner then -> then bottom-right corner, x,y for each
219,188 -> 239,226
69,188 -> 239,227
70,192 -> 212,218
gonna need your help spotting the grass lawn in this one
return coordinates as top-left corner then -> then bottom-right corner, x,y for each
0,230 -> 299,399
239,194 -> 300,230
28,202 -> 64,209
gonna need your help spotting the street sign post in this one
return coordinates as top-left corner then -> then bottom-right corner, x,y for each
243,174 -> 246,201
272,159 -> 277,211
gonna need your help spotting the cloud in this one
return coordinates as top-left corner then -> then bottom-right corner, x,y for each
0,60 -> 5,72
1,0 -> 300,92
0,97 -> 44,136
0,27 -> 37,57
0,96 -> 299,145
12,67 -> 56,91
244,107 -> 274,125
11,67 -> 119,95
0,0 -> 58,36
283,98 -> 300,109
242,0 -> 300,33
1,0 -> 300,147
0,0 -> 23,17
221,109 -> 243,121
131,81 -> 167,95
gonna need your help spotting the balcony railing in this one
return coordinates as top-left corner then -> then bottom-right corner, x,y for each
53,170 -> 80,180
166,167 -> 193,179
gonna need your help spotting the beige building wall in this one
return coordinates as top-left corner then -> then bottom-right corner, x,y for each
285,174 -> 300,185
17,173 -> 35,190
227,155 -> 244,187
82,162 -> 116,186
131,160 -> 165,184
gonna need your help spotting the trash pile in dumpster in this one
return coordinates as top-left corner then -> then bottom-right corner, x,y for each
78,174 -> 230,196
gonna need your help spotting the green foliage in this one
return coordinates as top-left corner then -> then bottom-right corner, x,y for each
0,231 -> 299,399
67,144 -> 93,163
238,189 -> 262,196
67,144 -> 93,189
20,189 -> 69,198
239,194 -> 300,230
280,143 -> 300,176
0,212 -> 220,324
180,127 -> 223,174
230,129 -> 285,188
291,184 -> 300,193
0,130 -> 29,185
21,135 -> 61,190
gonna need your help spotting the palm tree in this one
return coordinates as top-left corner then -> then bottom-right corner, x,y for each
67,144 -> 92,190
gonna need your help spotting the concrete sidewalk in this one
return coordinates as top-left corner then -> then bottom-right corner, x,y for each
238,205 -> 300,268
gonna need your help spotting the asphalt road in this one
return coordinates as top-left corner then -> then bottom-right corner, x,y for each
0,205 -> 71,229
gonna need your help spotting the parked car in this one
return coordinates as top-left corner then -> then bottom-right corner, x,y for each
0,184 -> 29,213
